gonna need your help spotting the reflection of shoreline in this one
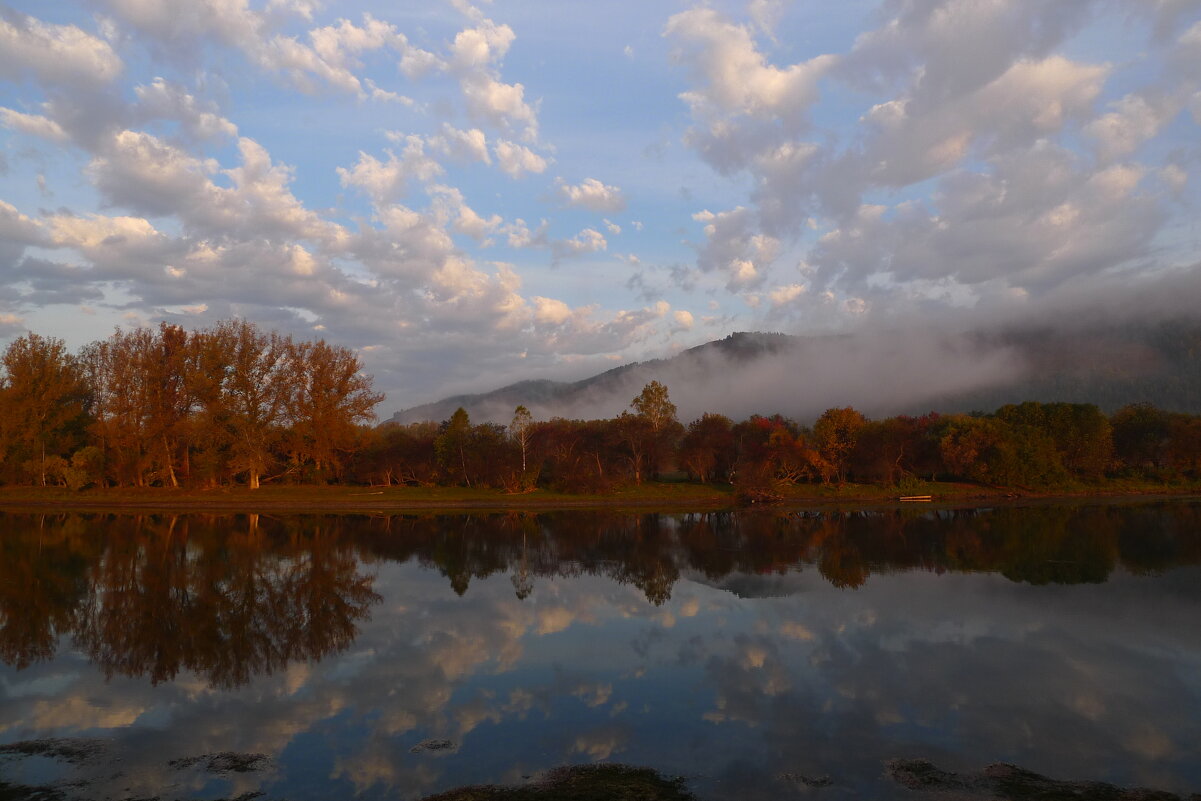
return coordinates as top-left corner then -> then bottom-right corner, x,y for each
0,485 -> 1198,514
3,502 -> 1201,680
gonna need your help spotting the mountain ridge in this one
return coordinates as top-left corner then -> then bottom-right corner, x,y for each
386,323 -> 1201,426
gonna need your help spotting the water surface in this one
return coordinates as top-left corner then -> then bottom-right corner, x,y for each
2,501 -> 1200,799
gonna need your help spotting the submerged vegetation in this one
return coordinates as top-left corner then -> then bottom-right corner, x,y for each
1,321 -> 1200,498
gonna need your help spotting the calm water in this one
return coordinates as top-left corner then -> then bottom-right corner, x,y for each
1,501 -> 1200,799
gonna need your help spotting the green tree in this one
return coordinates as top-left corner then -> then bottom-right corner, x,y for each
631,380 -> 677,433
624,381 -> 683,482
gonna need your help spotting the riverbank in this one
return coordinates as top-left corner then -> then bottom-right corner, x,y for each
0,478 -> 1198,514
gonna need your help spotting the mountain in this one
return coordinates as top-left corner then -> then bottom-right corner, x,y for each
387,332 -> 798,424
386,322 -> 1201,426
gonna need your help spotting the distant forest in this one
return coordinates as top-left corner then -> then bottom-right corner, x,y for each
1,321 -> 1199,494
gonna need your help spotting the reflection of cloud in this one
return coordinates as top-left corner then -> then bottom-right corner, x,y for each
536,606 -> 575,634
28,694 -> 144,729
571,682 -> 613,708
1125,726 -> 1174,760
778,621 -> 815,641
4,511 -> 1201,800
569,724 -> 629,761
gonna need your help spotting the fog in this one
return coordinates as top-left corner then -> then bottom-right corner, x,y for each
390,264 -> 1201,426
392,327 -> 1026,425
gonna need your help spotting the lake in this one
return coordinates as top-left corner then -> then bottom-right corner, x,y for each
1,500 -> 1200,799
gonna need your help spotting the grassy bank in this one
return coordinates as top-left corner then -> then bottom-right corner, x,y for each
0,477 -> 1198,514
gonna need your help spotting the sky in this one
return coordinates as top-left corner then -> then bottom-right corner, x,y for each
1,0 -> 1200,414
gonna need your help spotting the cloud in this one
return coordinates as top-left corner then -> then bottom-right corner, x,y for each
0,107 -> 68,142
691,207 -> 778,290
768,283 -> 805,308
555,178 -> 627,212
0,11 -> 123,87
429,185 -> 502,242
532,296 -> 574,325
552,228 -> 607,260
448,18 -> 539,140
493,140 -> 547,178
813,143 -> 1162,294
428,124 -> 491,165
1086,92 -> 1184,162
338,137 -> 444,204
133,77 -> 238,140
664,8 -> 834,127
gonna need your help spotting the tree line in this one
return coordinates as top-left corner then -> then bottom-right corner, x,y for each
2,320 -> 1200,492
363,390 -> 1201,496
0,320 -> 381,488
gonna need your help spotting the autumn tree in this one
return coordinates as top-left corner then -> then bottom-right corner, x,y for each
812,407 -> 867,485
0,333 -> 91,485
81,325 -> 194,487
1111,403 -> 1171,473
679,413 -> 735,483
284,338 -> 383,481
188,320 -> 292,489
436,407 -> 474,486
351,421 -> 439,486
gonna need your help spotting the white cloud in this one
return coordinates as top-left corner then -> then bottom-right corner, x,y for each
428,124 -> 491,165
665,8 -> 834,126
1086,92 -> 1181,162
134,77 -> 238,140
448,18 -> 539,140
556,178 -> 627,212
494,140 -> 547,178
429,185 -> 502,242
338,137 -> 444,204
0,12 -> 123,87
768,283 -> 805,307
692,207 -> 778,290
533,296 -> 573,325
553,228 -> 607,259
0,201 -> 48,247
0,107 -> 69,142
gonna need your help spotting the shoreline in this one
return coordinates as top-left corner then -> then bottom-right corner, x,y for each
0,482 -> 1198,514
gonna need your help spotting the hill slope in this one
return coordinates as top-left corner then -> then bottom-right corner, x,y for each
387,322 -> 1201,425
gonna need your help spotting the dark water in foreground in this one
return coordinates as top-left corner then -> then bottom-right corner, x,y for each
1,501 -> 1200,799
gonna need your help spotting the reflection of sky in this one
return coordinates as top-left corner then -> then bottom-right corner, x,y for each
3,534 -> 1201,799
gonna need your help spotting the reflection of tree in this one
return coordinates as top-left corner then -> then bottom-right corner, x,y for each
354,503 -> 1201,600
72,516 -> 380,688
4,503 -> 1201,678
0,514 -> 379,688
0,514 -> 98,668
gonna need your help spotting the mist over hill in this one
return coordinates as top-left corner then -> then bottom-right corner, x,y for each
387,319 -> 1201,426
